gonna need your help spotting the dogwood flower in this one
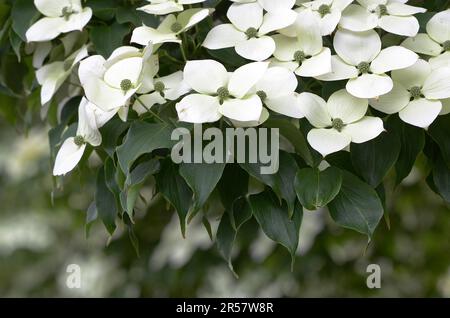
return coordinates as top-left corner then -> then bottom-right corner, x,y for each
287,0 -> 353,36
26,0 -> 92,42
252,66 -> 304,118
203,2 -> 296,61
138,0 -> 207,15
429,52 -> 450,115
402,10 -> 450,57
299,89 -> 384,156
272,10 -> 331,77
53,98 -> 116,176
369,60 -> 450,128
131,8 -> 212,46
340,0 -> 426,36
176,60 -> 268,123
133,71 -> 191,115
78,44 -> 159,111
317,29 -> 418,99
230,0 -> 296,12
36,45 -> 88,105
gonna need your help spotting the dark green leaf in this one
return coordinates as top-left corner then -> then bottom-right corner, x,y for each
89,22 -> 129,58
95,168 -> 118,235
428,114 -> 450,168
11,0 -> 38,41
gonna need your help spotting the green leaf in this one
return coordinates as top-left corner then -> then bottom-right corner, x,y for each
86,0 -> 117,20
294,167 -> 342,211
155,159 -> 193,237
387,116 -> 425,185
351,130 -> 400,187
432,154 -> 450,203
11,0 -> 38,41
89,22 -> 129,58
99,118 -> 129,157
249,191 -> 302,264
217,163 -> 249,210
95,167 -> 118,235
428,114 -> 450,168
116,121 -> 175,173
180,161 -> 226,218
115,6 -> 159,27
265,118 -> 313,166
240,151 -> 298,217
207,48 -> 248,68
328,171 -> 384,239
9,28 -> 22,61
216,198 -> 252,276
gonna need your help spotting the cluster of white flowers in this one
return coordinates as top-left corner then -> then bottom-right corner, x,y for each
25,0 -> 450,174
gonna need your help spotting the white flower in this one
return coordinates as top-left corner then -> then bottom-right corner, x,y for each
252,66 -> 304,119
231,0 -> 296,12
133,71 -> 191,115
36,45 -> 88,105
131,8 -> 212,46
26,0 -> 92,42
176,60 -> 268,124
53,98 -> 116,176
370,59 -> 450,128
203,2 -> 296,61
138,0 -> 207,15
402,10 -> 450,56
340,0 -> 426,36
79,44 -> 159,111
317,29 -> 418,99
271,10 -> 331,77
429,51 -> 450,116
299,89 -> 384,156
284,0 -> 353,36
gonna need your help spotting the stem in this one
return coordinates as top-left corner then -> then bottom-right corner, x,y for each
135,96 -> 165,123
180,33 -> 188,62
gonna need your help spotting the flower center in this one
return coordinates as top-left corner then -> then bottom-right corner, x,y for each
256,90 -> 267,101
318,4 -> 331,17
443,40 -> 450,51
377,4 -> 388,17
294,50 -> 307,64
154,81 -> 165,93
357,62 -> 370,74
61,6 -> 76,20
170,22 -> 183,33
120,79 -> 133,92
245,27 -> 258,39
332,118 -> 345,132
409,86 -> 422,99
74,135 -> 85,147
217,86 -> 230,104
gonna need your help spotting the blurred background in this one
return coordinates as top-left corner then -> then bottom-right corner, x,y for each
0,119 -> 449,298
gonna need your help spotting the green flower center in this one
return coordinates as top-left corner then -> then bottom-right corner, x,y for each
256,90 -> 267,101
245,27 -> 258,39
61,6 -> 76,20
217,86 -> 230,104
357,62 -> 371,74
443,40 -> 450,51
332,118 -> 345,132
294,50 -> 307,64
74,135 -> 85,147
409,86 -> 422,99
170,22 -> 183,33
154,81 -> 165,93
318,4 -> 331,17
377,4 -> 388,16
120,79 -> 133,92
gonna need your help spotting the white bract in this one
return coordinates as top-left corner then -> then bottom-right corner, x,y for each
79,44 -> 159,111
26,0 -> 92,42
133,71 -> 191,115
370,60 -> 450,128
299,89 -> 384,156
53,98 -> 116,176
402,10 -> 450,57
176,60 -> 268,124
288,0 -> 353,36
340,0 -> 426,36
138,0 -> 207,15
230,0 -> 296,12
203,2 -> 296,61
131,9 -> 212,46
36,45 -> 88,105
317,29 -> 418,99
272,10 -> 331,77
